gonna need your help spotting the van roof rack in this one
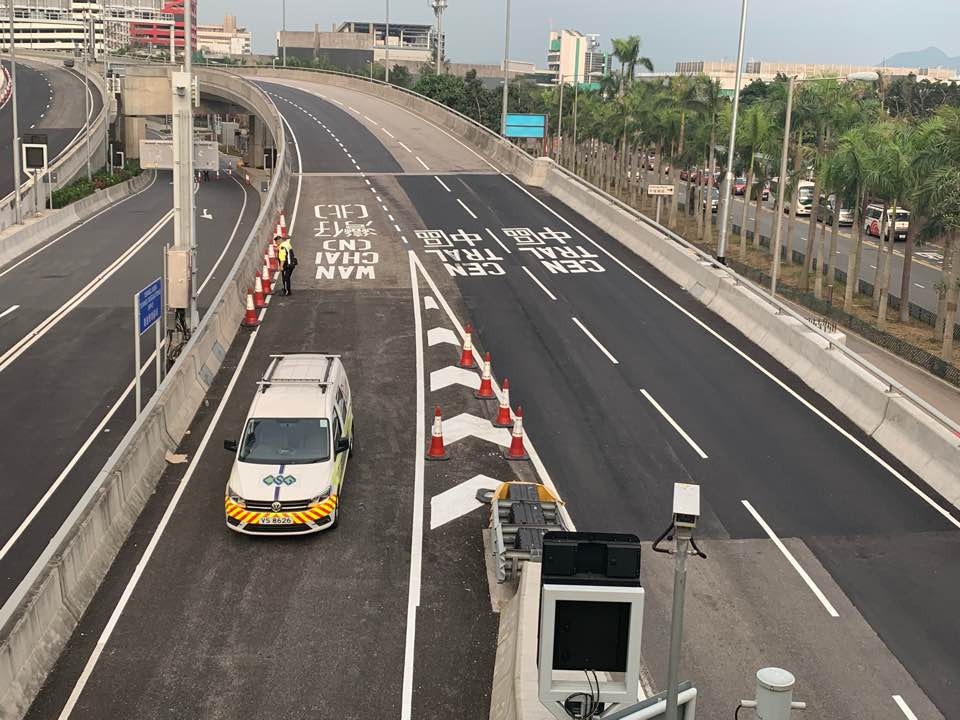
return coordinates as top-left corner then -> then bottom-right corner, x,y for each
257,354 -> 339,393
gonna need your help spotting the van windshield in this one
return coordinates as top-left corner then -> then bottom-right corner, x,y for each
239,418 -> 330,464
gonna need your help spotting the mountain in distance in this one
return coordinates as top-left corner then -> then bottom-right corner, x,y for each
881,46 -> 960,70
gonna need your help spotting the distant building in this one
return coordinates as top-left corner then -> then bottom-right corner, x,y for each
547,30 -> 610,85
197,15 -> 251,56
277,20 -> 440,72
131,0 -> 196,53
675,59 -> 959,93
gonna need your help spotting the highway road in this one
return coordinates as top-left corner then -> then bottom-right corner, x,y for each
0,164 -> 258,616
23,78 -> 957,720
0,59 -> 103,199
674,182 -> 947,318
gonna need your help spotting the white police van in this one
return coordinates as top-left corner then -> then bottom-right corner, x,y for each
223,354 -> 353,535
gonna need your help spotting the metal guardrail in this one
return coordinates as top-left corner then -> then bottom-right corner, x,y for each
162,58 -> 960,439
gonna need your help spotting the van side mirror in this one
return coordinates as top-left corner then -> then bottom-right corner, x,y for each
335,438 -> 350,455
224,439 -> 238,452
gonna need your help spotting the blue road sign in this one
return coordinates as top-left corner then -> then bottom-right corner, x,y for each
505,113 -> 546,139
137,278 -> 163,335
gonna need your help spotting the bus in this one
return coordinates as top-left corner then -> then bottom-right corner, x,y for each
769,178 -> 816,217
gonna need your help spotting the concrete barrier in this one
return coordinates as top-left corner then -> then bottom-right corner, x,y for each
0,67 -> 291,720
0,171 -> 153,269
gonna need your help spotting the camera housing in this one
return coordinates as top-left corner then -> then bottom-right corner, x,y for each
672,483 -> 701,531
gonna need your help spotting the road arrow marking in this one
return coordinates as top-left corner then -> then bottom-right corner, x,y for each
430,474 -> 498,530
442,412 -> 511,447
427,327 -> 459,347
430,366 -> 479,392
201,208 -> 213,220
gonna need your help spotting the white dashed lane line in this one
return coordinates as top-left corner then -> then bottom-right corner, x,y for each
435,177 -> 452,192
416,156 -> 430,171
382,128 -> 395,138
456,198 -> 478,220
398,142 -> 413,153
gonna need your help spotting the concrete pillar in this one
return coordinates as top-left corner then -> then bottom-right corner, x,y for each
124,117 -> 147,160
245,113 -> 266,169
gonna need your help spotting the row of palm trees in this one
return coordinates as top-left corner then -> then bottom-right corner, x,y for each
538,50 -> 960,360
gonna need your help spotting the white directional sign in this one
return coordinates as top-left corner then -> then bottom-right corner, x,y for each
647,184 -> 675,197
139,139 -> 220,171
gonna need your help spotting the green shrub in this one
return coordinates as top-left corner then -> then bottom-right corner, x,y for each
50,162 -> 142,209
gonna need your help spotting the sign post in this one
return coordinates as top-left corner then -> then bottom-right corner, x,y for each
647,184 -> 675,226
134,278 -> 163,416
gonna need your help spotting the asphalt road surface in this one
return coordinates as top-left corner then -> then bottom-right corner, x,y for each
0,59 -> 102,199
0,166 -> 258,612
25,79 -> 957,720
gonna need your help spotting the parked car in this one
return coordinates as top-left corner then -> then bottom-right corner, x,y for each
733,177 -> 748,195
702,187 -> 720,213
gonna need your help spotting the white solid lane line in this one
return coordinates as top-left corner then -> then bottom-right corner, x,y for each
435,176 -> 452,192
892,695 -> 918,720
401,251 -> 427,720
522,266 -> 557,301
456,198 -> 478,219
56,319 -> 264,720
485,228 -> 511,254
0,209 -> 174,374
0,305 -> 18,319
572,317 -> 619,364
741,500 -> 840,618
416,156 -> 430,170
196,175 -> 249,295
640,389 -> 708,459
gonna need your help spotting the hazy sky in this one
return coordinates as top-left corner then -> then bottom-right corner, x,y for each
199,0 -> 960,70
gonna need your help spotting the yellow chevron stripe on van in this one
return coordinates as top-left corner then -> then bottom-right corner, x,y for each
225,496 -> 338,525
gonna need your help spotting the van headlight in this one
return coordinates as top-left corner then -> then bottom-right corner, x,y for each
309,488 -> 332,507
227,487 -> 246,508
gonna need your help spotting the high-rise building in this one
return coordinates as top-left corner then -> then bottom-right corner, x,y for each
130,0 -> 196,52
197,15 -> 252,56
547,30 -> 609,85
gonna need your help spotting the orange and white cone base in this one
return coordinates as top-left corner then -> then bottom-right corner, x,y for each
426,406 -> 449,461
241,290 -> 260,328
502,405 -> 529,461
458,323 -> 477,369
475,352 -> 496,400
493,378 -> 513,428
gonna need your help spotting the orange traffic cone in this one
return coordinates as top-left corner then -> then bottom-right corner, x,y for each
261,264 -> 273,295
267,243 -> 280,272
426,406 -> 449,461
253,274 -> 267,309
241,290 -> 260,328
458,323 -> 477,369
275,223 -> 287,239
493,378 -> 513,428
279,211 -> 287,229
475,352 -> 495,400
502,406 -> 529,461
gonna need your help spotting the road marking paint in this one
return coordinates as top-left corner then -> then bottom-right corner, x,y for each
870,264 -> 877,269
640,389 -> 708,459
382,205 -> 390,213
370,187 -> 377,194
401,250 -> 427,720
376,195 -> 383,203
741,500 -> 839,617
486,228 -> 511,254
435,176 -> 452,192
0,209 -> 173,375
382,128 -> 395,138
388,214 -> 395,222
363,114 -> 378,124
55,316 -> 265,720
572,317 -> 619,364
402,236 -> 409,244
0,340 -> 165,564
399,141 -> 413,153
347,105 -> 359,113
430,366 -> 481,393
416,156 -> 430,170
522,266 -> 557,301
0,305 -> 19,319
196,175 -> 250,295
457,198 -> 478,219
410,252 -> 575,531
892,695 -> 918,720
914,283 -> 925,289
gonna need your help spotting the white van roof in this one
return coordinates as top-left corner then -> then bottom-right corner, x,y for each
248,354 -> 344,419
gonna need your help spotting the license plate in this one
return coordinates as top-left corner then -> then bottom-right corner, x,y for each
259,516 -> 293,525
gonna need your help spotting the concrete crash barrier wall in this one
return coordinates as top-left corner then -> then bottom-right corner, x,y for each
538,165 -> 960,510
0,68 -> 291,720
0,55 -> 108,233
0,171 -> 153,269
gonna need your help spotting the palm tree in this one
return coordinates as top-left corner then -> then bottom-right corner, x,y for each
920,166 -> 960,359
799,82 -> 834,290
736,104 -> 772,258
668,75 -> 706,227
874,123 -> 914,329
692,78 -> 726,244
610,36 -> 653,96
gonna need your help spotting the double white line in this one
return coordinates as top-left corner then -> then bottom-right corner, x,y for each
0,209 -> 174,374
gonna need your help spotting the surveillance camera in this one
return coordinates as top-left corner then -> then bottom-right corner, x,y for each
672,483 -> 700,530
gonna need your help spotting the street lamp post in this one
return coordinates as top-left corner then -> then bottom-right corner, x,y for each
282,0 -> 286,68
6,0 -> 22,224
384,0 -> 390,84
500,0 -> 511,137
716,0 -> 749,264
555,78 -> 565,162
